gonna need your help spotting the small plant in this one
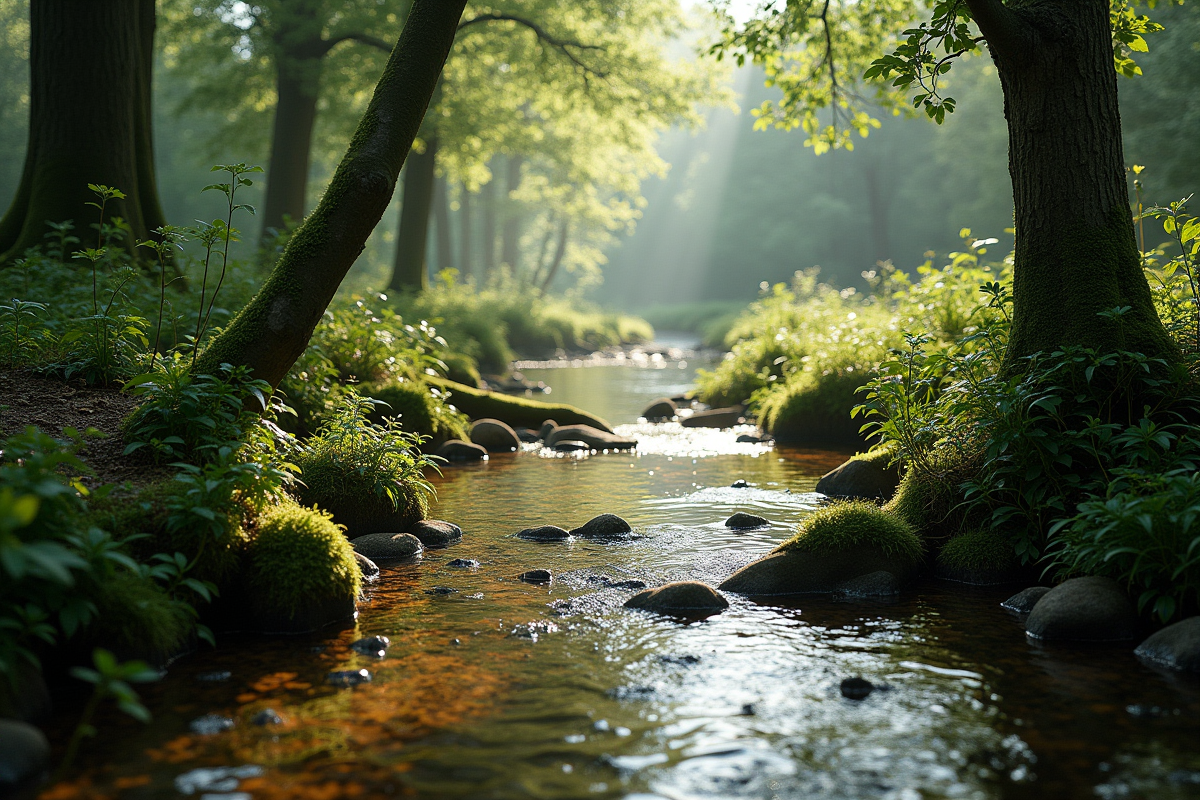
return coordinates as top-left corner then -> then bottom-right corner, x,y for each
1,298 -> 47,368
58,648 -> 159,775
136,225 -> 188,371
194,163 -> 262,350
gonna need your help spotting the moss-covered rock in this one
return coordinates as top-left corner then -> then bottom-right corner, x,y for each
243,502 -> 361,633
363,378 -> 470,447
427,377 -> 613,431
935,528 -> 1026,585
883,450 -> 982,542
816,443 -> 902,501
720,502 -> 923,596
756,371 -> 869,447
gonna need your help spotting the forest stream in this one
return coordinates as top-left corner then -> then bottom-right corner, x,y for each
41,344 -> 1200,800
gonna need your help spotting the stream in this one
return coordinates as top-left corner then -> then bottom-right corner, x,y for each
43,344 -> 1200,800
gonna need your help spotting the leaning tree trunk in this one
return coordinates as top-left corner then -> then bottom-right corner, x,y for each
196,0 -> 469,386
968,0 -> 1176,365
389,133 -> 438,292
0,0 -> 167,264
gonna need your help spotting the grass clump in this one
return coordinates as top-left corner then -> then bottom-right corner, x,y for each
936,528 -> 1020,576
778,501 -> 924,563
243,501 -> 361,619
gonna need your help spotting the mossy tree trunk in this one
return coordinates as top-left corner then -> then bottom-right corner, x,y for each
388,132 -> 438,292
966,0 -> 1176,365
196,0 -> 469,386
0,0 -> 167,264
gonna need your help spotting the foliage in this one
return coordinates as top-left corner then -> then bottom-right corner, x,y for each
363,379 -> 471,445
936,528 -> 1019,575
309,295 -> 449,385
778,500 -> 923,562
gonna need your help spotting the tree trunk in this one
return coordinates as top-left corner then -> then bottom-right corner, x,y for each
971,0 -> 1176,365
433,174 -> 453,271
389,135 -> 437,292
459,186 -> 473,279
500,154 -> 523,269
480,172 -> 496,278
539,219 -> 569,293
196,0 -> 469,386
0,0 -> 167,263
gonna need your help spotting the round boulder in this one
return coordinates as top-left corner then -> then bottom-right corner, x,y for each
569,514 -> 632,539
410,520 -> 462,548
641,397 -> 677,422
725,512 -> 769,529
546,425 -> 637,451
624,581 -> 728,616
354,551 -> 380,581
517,525 -> 571,542
1025,576 -> 1138,641
681,407 -> 746,429
538,420 -> 559,440
351,532 -> 423,561
1134,617 -> 1200,673
519,569 -> 553,584
435,439 -> 488,462
0,719 -> 49,793
470,419 -> 520,452
815,458 -> 900,502
835,570 -> 901,597
1001,586 -> 1051,615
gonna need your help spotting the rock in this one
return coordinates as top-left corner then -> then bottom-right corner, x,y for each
0,662 -> 51,723
515,427 -> 541,443
410,520 -> 462,548
519,569 -> 553,584
816,458 -> 901,501
681,407 -> 746,429
0,719 -> 49,792
720,548 -> 917,596
189,714 -> 235,735
447,558 -> 479,568
354,551 -> 380,580
835,570 -> 901,597
546,424 -> 637,451
350,636 -> 390,657
435,439 -> 488,462
1025,577 -> 1138,641
251,709 -> 283,726
470,418 -> 520,452
517,525 -> 571,541
554,439 -> 591,452
175,765 -> 263,795
840,677 -> 874,700
624,581 -> 729,616
641,397 -> 677,421
425,586 -> 457,595
730,479 -> 749,489
1002,586 -> 1052,615
1135,617 -> 1200,673
538,420 -> 558,440
196,671 -> 232,683
736,433 -> 764,443
569,513 -> 633,539
725,512 -> 769,529
327,669 -> 372,687
351,532 -> 423,561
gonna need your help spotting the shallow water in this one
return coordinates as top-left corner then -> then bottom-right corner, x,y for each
43,359 -> 1200,800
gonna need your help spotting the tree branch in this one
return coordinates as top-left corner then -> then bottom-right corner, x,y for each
962,0 -> 1028,61
321,31 -> 393,56
457,12 -> 607,79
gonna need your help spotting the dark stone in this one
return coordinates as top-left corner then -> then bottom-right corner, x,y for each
681,407 -> 746,429
249,595 -> 357,635
836,570 -> 901,597
410,520 -> 462,548
0,663 -> 51,723
351,532 -> 423,561
546,424 -> 637,450
815,458 -> 901,501
354,551 -> 380,580
725,512 -> 769,529
1135,617 -> 1200,673
840,677 -> 874,700
517,525 -> 571,541
624,581 -> 729,616
719,547 -> 920,596
251,709 -> 284,726
327,669 -> 372,687
570,513 -> 633,539
196,671 -> 232,683
1025,576 -> 1138,642
538,420 -> 559,440
435,439 -> 488,462
350,636 -> 391,657
515,428 -> 541,443
1002,586 -> 1052,615
610,579 -> 647,590
470,418 -> 521,452
736,433 -> 763,443
0,720 -> 49,792
641,397 -> 677,421
730,479 -> 749,489
519,569 -> 553,584
425,586 -> 458,595
447,558 -> 479,568
553,439 -> 591,452
659,654 -> 701,665
189,714 -> 235,735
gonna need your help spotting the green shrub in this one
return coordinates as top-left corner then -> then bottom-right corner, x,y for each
363,378 -> 471,445
86,571 -> 191,660
779,501 -> 923,563
754,370 -> 869,446
936,528 -> 1020,576
291,393 -> 438,535
243,501 -> 361,618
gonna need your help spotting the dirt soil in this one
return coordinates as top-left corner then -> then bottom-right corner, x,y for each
0,370 -> 171,489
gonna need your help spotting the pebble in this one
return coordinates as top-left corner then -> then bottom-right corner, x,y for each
840,677 -> 874,700
250,709 -> 284,726
447,558 -> 480,568
174,765 -> 264,795
730,479 -> 749,488
327,669 -> 372,688
350,636 -> 390,657
725,512 -> 770,529
189,714 -> 235,735
425,586 -> 458,595
519,569 -> 553,584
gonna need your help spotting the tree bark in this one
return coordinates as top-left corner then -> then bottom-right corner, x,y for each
500,154 -> 523,269
389,135 -> 437,292
0,0 -> 167,264
481,171 -> 496,277
196,0 -> 468,386
433,174 -> 453,271
967,0 -> 1176,365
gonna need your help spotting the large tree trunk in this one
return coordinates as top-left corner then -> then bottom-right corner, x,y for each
433,175 -> 454,270
500,154 -> 523,269
0,0 -> 167,263
196,0 -> 468,386
388,135 -> 437,292
968,0 -> 1176,365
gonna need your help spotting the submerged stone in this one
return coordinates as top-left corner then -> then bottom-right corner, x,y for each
351,532 -> 423,561
730,479 -> 749,489
251,709 -> 284,726
410,520 -> 462,548
517,525 -> 571,541
350,636 -> 391,657
546,424 -> 637,450
836,570 -> 900,597
354,551 -> 380,580
1025,577 -> 1138,641
624,581 -> 728,616
189,714 -> 235,735
519,569 -> 553,584
725,512 -> 770,529
570,513 -> 632,539
327,669 -> 372,687
1135,617 -> 1200,673
447,558 -> 480,568
1002,586 -> 1051,615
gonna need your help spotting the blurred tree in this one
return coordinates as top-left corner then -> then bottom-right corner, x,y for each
0,0 -> 167,264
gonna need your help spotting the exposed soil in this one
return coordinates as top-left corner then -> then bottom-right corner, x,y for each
0,370 -> 171,489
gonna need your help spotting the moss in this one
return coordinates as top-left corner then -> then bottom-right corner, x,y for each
243,502 -> 361,618
756,371 -> 869,447
426,376 -> 614,431
850,440 -> 900,471
936,528 -> 1019,574
291,444 -> 429,537
778,501 -> 923,563
363,378 -> 470,445
440,351 -> 482,387
884,448 -> 983,542
87,571 -> 191,660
